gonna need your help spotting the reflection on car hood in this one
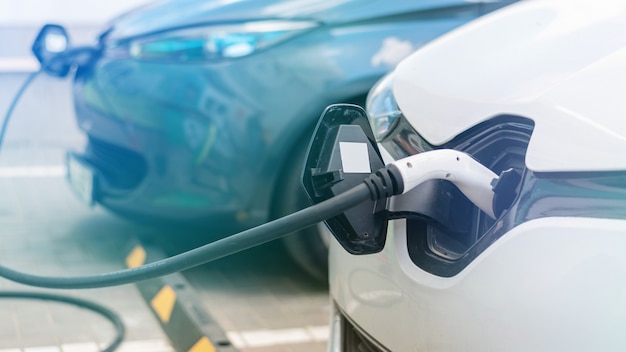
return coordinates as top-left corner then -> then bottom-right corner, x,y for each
106,0 -> 472,39
393,0 -> 626,172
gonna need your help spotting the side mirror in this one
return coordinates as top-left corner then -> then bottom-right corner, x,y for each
302,104 -> 389,255
31,24 -> 72,77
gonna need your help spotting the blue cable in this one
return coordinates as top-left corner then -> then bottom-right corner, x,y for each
0,71 -> 40,156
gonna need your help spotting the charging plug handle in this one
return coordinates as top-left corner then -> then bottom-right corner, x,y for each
389,149 -> 498,219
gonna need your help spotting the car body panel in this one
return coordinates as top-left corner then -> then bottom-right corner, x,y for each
330,217 -> 626,351
330,0 -> 626,350
392,0 -> 626,172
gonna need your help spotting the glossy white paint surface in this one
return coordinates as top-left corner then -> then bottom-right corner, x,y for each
391,149 -> 497,218
330,217 -> 626,351
393,0 -> 626,172
331,1 -> 626,350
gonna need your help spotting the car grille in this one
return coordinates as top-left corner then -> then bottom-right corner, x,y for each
342,313 -> 388,352
86,136 -> 147,190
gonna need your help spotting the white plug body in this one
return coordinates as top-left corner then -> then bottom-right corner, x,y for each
390,149 -> 498,218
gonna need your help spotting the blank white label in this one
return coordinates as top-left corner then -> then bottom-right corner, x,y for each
339,142 -> 371,173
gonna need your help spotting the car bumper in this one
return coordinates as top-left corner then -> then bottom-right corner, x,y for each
72,74 -> 267,227
329,217 -> 626,351
328,302 -> 389,352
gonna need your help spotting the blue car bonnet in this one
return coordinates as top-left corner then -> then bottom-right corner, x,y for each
105,0 -> 476,40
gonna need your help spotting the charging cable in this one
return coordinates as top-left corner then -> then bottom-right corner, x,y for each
0,177 -> 389,288
0,71 -> 40,159
0,148 -> 497,289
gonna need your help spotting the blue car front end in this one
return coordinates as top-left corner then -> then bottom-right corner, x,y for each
73,57 -> 275,227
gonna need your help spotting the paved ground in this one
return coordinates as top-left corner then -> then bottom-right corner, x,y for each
0,71 -> 329,351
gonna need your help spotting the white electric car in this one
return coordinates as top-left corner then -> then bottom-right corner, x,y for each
327,0 -> 626,350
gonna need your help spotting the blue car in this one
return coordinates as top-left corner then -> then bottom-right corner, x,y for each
34,0 -> 515,279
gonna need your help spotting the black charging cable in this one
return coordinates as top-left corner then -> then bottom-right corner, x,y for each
0,167 -> 402,289
1,75 -> 403,289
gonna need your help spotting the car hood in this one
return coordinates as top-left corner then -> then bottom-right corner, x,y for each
105,0 -> 473,40
393,0 -> 626,172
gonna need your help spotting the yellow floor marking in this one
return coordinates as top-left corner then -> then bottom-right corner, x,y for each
151,285 -> 176,323
126,245 -> 147,268
188,337 -> 215,352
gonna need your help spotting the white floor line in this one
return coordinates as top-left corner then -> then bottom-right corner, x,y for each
23,347 -> 60,352
226,325 -> 329,349
57,342 -> 99,352
110,339 -> 174,352
0,166 -> 65,178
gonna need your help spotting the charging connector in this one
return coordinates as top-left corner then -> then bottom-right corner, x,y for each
389,149 -> 498,218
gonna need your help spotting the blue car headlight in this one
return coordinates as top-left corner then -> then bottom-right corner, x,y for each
107,20 -> 318,62
365,72 -> 403,142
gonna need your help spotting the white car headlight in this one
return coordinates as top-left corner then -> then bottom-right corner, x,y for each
108,20 -> 318,62
365,72 -> 402,142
